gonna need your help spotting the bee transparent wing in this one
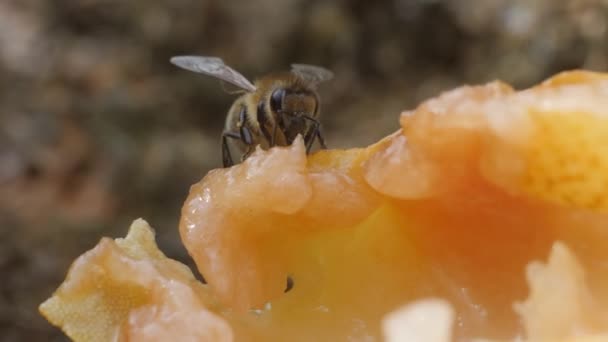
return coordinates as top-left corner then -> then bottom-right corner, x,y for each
170,56 -> 257,92
291,64 -> 334,84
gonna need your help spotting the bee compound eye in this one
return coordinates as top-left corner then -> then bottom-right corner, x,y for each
270,88 -> 285,112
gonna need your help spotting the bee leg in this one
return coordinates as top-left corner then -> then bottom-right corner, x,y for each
303,116 -> 327,153
224,126 -> 257,167
221,131 -> 241,167
238,106 -> 254,146
240,137 -> 256,162
261,117 -> 279,147
239,120 -> 256,162
241,147 -> 255,162
271,122 -> 278,146
303,129 -> 315,153
221,107 -> 257,167
315,126 -> 327,149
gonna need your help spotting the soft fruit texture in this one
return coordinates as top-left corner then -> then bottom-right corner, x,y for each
41,71 -> 608,341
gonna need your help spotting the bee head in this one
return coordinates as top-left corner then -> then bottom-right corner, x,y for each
269,88 -> 319,120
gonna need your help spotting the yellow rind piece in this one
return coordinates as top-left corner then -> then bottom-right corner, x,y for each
478,71 -> 608,211
522,110 -> 608,210
39,219 -> 156,341
39,219 -> 231,342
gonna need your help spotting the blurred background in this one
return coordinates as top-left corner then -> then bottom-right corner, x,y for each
1,0 -> 607,340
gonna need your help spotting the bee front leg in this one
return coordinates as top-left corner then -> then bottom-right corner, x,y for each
221,131 -> 241,167
303,116 -> 327,153
238,106 -> 254,146
223,128 -> 257,166
239,120 -> 257,162
241,147 -> 255,162
222,107 -> 257,167
315,126 -> 327,149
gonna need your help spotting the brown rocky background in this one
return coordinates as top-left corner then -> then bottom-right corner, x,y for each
1,0 -> 607,340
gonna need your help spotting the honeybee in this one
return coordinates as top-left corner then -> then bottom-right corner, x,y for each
170,56 -> 333,167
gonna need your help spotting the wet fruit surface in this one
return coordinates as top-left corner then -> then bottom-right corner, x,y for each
43,71 -> 608,341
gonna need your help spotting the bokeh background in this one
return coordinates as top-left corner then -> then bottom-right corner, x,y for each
1,0 -> 607,340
